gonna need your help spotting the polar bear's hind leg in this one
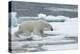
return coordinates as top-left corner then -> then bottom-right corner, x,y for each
14,26 -> 23,37
14,30 -> 22,38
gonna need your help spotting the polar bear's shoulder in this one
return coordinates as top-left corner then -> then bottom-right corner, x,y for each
21,20 -> 34,24
38,20 -> 48,24
20,20 -> 48,26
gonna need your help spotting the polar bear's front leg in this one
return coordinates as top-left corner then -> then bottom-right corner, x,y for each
40,30 -> 48,37
33,28 -> 45,37
33,28 -> 42,36
40,30 -> 45,36
25,31 -> 31,36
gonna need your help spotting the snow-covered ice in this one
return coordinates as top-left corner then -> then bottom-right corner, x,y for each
10,16 -> 78,52
42,44 -> 78,51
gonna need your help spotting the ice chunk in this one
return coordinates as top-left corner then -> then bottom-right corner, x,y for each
31,35 -> 43,41
38,13 -> 47,18
42,44 -> 78,51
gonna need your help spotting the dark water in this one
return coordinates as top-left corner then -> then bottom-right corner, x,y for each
9,1 -> 78,18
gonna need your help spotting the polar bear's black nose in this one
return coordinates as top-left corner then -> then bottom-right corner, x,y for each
51,28 -> 53,31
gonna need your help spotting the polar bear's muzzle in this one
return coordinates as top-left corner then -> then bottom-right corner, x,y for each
50,27 -> 53,31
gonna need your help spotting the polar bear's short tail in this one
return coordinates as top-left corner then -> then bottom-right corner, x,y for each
14,25 -> 22,38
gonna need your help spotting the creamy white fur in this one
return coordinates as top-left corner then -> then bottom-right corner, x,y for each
15,20 -> 52,37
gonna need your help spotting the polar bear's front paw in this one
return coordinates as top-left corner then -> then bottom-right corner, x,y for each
31,35 -> 43,41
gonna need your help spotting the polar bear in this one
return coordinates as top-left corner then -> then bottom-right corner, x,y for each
15,20 -> 53,37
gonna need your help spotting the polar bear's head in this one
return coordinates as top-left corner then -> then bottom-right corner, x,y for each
48,24 -> 53,31
38,20 -> 53,31
44,24 -> 53,31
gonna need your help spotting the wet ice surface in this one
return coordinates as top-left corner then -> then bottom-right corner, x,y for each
10,18 -> 78,53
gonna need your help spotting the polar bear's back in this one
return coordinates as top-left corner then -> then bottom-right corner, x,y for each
19,20 -> 41,32
17,19 -> 50,33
